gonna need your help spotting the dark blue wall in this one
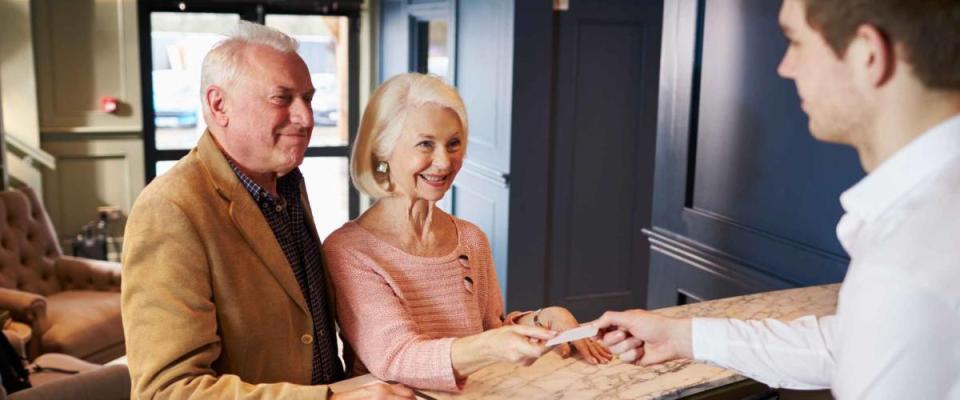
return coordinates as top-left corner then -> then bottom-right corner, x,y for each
508,0 -> 663,318
646,0 -> 863,308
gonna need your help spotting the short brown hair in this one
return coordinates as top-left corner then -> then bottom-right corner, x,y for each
803,0 -> 960,90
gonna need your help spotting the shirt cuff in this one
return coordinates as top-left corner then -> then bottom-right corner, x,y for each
691,317 -> 730,364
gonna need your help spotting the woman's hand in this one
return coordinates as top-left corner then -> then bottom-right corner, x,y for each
538,307 -> 614,365
451,324 -> 556,378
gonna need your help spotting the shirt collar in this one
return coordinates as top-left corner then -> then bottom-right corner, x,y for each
224,156 -> 303,203
840,114 -> 960,223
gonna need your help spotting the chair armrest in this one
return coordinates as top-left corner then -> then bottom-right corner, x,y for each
0,288 -> 47,328
53,256 -> 121,292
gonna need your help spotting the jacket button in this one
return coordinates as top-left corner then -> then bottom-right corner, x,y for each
301,334 -> 314,345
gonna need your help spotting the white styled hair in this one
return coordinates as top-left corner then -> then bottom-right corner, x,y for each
199,20 -> 299,115
350,73 -> 469,199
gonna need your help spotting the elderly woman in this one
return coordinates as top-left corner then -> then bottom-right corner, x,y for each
324,73 -> 611,392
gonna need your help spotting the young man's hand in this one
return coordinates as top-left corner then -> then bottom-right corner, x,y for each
587,309 -> 693,365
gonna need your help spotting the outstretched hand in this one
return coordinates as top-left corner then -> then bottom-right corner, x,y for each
538,307 -> 613,364
586,309 -> 693,366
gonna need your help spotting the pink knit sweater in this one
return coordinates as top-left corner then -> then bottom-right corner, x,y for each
323,218 -> 507,392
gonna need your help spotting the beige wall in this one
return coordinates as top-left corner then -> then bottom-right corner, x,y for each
17,0 -> 379,239
32,0 -> 142,132
0,0 -> 40,147
30,0 -> 144,238
1,0 -> 44,192
41,133 -> 144,243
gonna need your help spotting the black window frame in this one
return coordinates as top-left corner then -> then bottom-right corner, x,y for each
138,0 -> 361,218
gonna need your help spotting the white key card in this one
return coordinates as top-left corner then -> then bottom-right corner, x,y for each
545,325 -> 599,347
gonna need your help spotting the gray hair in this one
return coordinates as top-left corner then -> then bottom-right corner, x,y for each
200,21 -> 299,114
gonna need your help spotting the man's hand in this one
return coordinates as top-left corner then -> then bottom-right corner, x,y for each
331,383 -> 415,400
586,309 -> 693,366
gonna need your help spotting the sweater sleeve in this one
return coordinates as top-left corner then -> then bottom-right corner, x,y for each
324,244 -> 461,392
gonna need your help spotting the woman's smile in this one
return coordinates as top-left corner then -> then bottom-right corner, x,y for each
419,172 -> 450,188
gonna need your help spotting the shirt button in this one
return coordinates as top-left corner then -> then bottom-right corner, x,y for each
275,204 -> 284,212
301,334 -> 314,345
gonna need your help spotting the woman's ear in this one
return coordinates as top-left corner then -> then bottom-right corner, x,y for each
205,85 -> 229,127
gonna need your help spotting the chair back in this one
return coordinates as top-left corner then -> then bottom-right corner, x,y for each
0,188 -> 64,296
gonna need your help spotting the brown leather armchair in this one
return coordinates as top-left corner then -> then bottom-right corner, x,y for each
0,188 -> 123,363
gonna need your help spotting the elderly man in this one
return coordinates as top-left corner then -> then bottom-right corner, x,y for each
122,21 -> 413,399
591,0 -> 960,399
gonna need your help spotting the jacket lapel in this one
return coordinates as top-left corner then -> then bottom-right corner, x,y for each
195,131 -> 310,315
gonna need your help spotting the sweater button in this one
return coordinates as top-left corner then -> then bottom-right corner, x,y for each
301,334 -> 314,345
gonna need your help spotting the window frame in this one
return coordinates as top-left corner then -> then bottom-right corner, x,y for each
138,0 -> 361,218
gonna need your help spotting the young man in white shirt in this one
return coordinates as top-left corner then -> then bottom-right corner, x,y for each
589,0 -> 960,398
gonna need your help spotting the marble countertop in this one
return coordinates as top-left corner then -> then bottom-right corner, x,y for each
331,284 -> 840,399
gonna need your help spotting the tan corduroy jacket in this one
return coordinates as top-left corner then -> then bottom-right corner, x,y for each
121,131 -> 340,399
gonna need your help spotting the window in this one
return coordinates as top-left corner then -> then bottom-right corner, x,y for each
139,1 -> 361,239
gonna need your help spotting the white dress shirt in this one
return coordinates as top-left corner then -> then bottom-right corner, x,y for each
691,115 -> 960,399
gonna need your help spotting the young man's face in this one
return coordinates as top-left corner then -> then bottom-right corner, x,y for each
777,0 -> 867,145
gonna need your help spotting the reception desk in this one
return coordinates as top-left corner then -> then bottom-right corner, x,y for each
331,284 -> 840,399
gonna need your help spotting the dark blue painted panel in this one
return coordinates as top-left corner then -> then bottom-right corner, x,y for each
505,0 -> 555,313
647,241 -> 791,309
692,0 -> 862,257
649,0 -> 862,299
550,0 -> 663,319
566,23 -> 644,296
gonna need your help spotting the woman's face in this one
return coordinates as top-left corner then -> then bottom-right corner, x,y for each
386,103 -> 465,202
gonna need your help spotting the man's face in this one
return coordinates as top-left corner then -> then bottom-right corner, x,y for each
777,0 -> 867,145
221,44 -> 315,176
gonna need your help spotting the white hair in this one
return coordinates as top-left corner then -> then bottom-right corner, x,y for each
200,21 -> 299,115
351,73 -> 469,198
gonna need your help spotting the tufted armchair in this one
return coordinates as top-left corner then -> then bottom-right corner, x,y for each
0,187 -> 123,364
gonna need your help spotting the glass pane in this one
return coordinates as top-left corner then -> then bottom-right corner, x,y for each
299,157 -> 350,240
155,160 -> 178,177
151,12 -> 239,150
427,20 -> 450,80
266,15 -> 350,147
